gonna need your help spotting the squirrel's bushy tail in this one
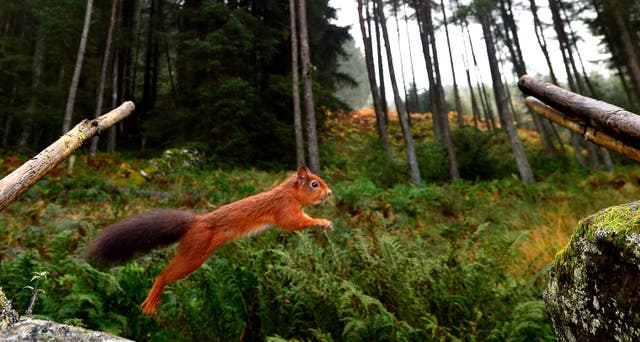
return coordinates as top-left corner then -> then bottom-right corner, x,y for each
87,209 -> 195,266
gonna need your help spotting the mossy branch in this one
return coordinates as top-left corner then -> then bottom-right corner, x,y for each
0,101 -> 135,211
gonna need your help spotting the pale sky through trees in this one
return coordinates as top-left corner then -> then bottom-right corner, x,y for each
329,0 -> 611,94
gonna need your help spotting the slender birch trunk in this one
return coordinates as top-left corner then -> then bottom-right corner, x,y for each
90,0 -> 118,157
290,0 -> 305,165
375,0 -> 420,185
297,0 -> 320,173
62,0 -> 94,134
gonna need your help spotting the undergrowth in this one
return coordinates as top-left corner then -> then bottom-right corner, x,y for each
2,113 -> 640,340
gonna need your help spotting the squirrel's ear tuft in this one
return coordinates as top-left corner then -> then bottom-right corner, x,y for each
297,163 -> 309,172
297,163 -> 309,185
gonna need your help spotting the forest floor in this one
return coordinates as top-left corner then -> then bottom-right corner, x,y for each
1,112 -> 640,340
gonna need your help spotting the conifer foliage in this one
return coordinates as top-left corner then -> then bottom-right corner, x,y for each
0,0 -> 349,167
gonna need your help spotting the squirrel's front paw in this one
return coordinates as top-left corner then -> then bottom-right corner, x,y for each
317,219 -> 333,230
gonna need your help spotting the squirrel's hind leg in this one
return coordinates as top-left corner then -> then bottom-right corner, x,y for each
141,224 -> 223,315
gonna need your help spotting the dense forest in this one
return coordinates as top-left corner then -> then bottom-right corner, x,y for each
2,0 -> 640,175
0,0 -> 350,168
3,0 -> 640,340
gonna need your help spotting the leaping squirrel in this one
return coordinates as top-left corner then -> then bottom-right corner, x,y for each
87,164 -> 333,315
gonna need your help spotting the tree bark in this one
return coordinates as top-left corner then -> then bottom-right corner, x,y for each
107,50 -> 119,153
372,0 -> 389,124
454,0 -> 496,130
90,0 -> 118,157
0,102 -> 135,211
415,0 -> 442,140
357,0 -> 392,160
141,0 -> 160,114
529,0 -> 558,84
374,0 -> 420,185
21,33 -> 45,147
548,0 -> 599,166
403,2 -> 419,114
498,0 -> 526,76
290,0 -> 305,165
108,0 -> 122,156
62,0 -> 94,134
392,1 -> 409,121
609,4 -> 640,103
480,11 -> 535,183
549,0 -> 578,92
418,0 -> 458,181
440,0 -> 463,125
297,0 -> 320,173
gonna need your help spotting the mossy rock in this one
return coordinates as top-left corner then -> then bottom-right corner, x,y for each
545,201 -> 640,341
1,288 -> 130,341
0,288 -> 18,330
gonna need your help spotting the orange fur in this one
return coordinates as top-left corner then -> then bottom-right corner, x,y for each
91,165 -> 332,315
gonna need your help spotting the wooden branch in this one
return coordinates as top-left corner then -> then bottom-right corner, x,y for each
525,96 -> 640,162
518,75 -> 640,146
0,101 -> 135,211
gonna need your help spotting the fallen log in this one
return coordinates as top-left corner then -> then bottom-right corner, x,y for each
518,75 -> 640,147
524,96 -> 640,162
0,101 -> 135,211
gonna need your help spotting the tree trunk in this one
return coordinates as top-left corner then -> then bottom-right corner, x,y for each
561,2 -> 597,97
372,0 -> 389,124
108,50 -> 119,153
499,0 -> 526,76
418,0 -> 458,181
297,0 -> 320,173
454,8 -> 481,127
403,2 -> 419,114
480,11 -> 535,184
62,0 -> 93,134
455,0 -> 496,130
415,1 -> 441,139
465,68 -> 481,127
142,0 -> 160,112
549,0 -> 599,166
527,0 -> 563,156
374,0 -> 420,185
549,0 -> 577,91
108,0 -> 123,153
290,0 -> 305,166
357,0 -> 392,160
392,2 -> 409,121
557,2 -> 586,94
129,0 -> 143,100
529,0 -> 558,84
615,63 -> 638,110
90,0 -> 118,157
21,34 -> 45,148
440,0 -> 463,125
610,4 -> 640,103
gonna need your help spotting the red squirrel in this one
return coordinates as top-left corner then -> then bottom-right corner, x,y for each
87,164 -> 332,315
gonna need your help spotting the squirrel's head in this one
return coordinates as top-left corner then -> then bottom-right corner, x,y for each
293,164 -> 332,206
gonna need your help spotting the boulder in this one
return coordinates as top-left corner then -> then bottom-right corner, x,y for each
545,201 -> 640,341
0,288 -> 131,342
0,288 -> 19,330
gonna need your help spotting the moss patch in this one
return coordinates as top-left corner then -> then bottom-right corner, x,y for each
545,201 -> 640,341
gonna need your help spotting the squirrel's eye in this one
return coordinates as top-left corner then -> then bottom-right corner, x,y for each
311,181 -> 319,188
